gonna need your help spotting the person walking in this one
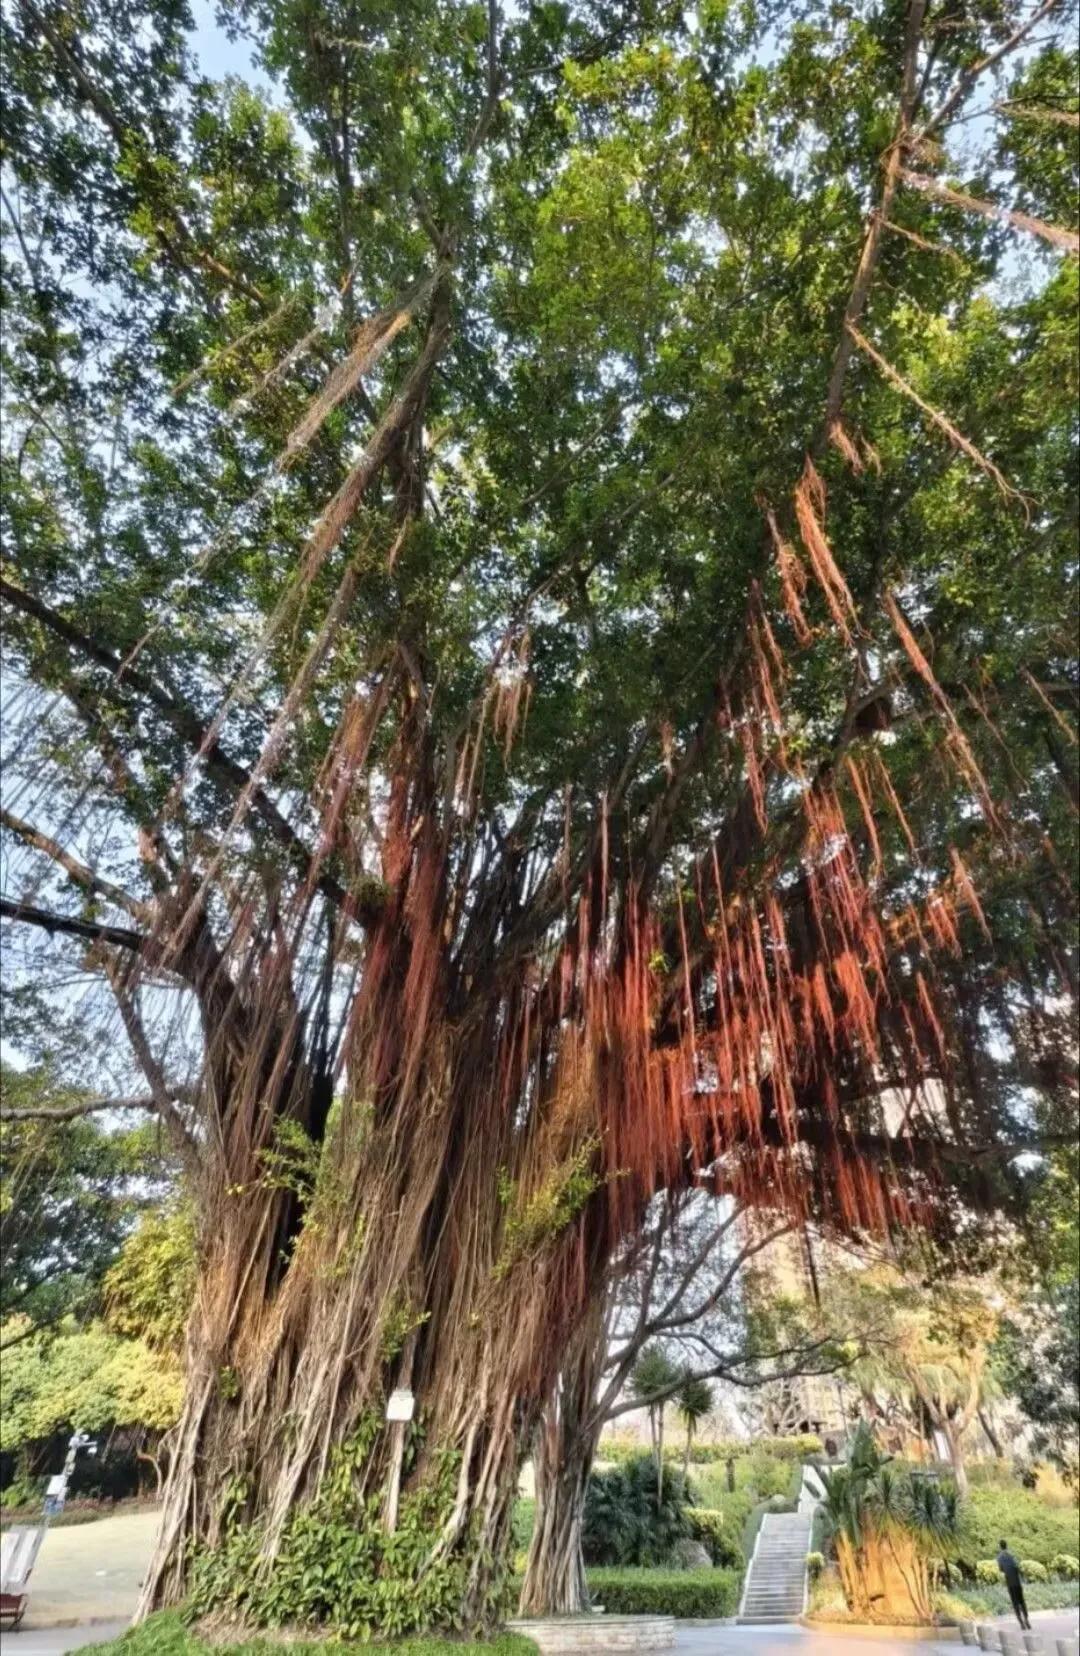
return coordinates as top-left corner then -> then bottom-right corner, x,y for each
996,1539 -> 1031,1630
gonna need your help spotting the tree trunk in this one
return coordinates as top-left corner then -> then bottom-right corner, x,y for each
942,1418 -> 969,1495
656,1405 -> 665,1504
519,1307 -> 607,1617
978,1406 -> 1004,1460
137,1020 -> 613,1635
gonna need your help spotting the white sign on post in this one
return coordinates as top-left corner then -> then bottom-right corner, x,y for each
386,1388 -> 415,1423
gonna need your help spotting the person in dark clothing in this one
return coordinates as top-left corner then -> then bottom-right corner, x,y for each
997,1540 -> 1031,1630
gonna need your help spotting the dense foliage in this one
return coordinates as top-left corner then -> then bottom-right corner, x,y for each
0,1066 -> 173,1332
581,1454 -> 693,1568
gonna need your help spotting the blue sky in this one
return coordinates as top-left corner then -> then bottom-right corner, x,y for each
190,0 -> 269,90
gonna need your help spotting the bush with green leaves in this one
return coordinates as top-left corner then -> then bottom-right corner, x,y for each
806,1551 -> 825,1580
1020,1558 -> 1050,1582
960,1487 -> 1079,1570
582,1567 -> 741,1617
189,1425 -> 508,1640
974,1559 -> 1003,1584
1051,1554 -> 1080,1579
581,1455 -> 693,1568
686,1508 -> 744,1569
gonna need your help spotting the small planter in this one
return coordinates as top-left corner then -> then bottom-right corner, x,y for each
977,1629 -> 1002,1653
1021,1637 -> 1045,1655
958,1623 -> 978,1646
1055,1640 -> 1080,1656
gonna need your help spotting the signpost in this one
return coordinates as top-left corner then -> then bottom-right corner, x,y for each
384,1388 -> 416,1533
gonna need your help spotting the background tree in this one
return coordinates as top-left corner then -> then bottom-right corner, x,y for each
0,1064 -> 174,1338
675,1374 -> 714,1484
522,1193 -> 848,1614
630,1345 -> 681,1503
1,0 -> 1077,1633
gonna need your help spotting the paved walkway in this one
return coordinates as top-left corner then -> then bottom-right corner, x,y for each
675,1614 -> 1079,1653
15,1510 -> 157,1629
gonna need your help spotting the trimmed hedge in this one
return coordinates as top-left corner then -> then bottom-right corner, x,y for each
597,1434 -> 821,1467
585,1567 -> 742,1617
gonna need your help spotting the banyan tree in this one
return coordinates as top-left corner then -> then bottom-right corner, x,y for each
1,0 -> 1077,1634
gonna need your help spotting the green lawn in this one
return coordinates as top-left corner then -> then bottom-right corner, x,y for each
74,1612 -> 538,1655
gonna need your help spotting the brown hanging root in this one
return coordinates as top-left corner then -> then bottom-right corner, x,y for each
900,169 -> 1080,257
844,755 -> 883,879
1023,667 -> 1079,745
949,847 -> 991,942
828,420 -> 865,473
848,323 -> 1027,511
883,590 -> 1004,834
793,457 -> 860,646
762,504 -> 812,644
278,274 -> 440,467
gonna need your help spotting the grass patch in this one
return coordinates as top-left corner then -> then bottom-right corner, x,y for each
72,1611 -> 539,1655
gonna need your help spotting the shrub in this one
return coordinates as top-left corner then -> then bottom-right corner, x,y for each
686,1508 -> 743,1569
1020,1559 -> 1050,1583
941,1581 -> 1080,1618
806,1551 -> 825,1580
975,1560 -> 1003,1585
1051,1554 -> 1080,1580
960,1487 -> 1080,1570
585,1566 -> 741,1617
581,1455 -> 692,1567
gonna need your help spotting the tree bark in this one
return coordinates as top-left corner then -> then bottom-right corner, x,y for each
519,1307 -> 607,1617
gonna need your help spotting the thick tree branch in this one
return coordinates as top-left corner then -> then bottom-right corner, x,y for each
0,895 -> 148,953
0,577 -> 381,924
1,1092 -> 178,1121
0,807 -> 148,920
918,0 -> 1067,140
821,0 -> 927,433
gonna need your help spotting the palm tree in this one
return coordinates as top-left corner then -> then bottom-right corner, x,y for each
817,1421 -> 961,1622
675,1373 -> 714,1484
630,1344 -> 681,1502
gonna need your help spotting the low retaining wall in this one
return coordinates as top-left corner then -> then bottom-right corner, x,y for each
508,1613 -> 676,1651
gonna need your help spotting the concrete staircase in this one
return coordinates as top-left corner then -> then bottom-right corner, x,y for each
736,1511 -> 812,1624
